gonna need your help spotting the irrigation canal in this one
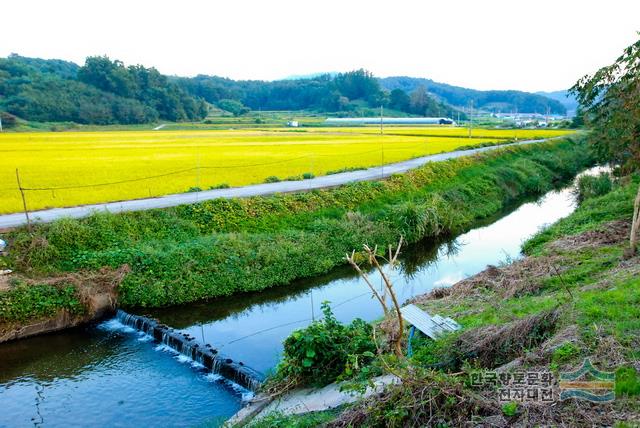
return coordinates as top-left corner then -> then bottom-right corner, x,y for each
0,168 -> 601,427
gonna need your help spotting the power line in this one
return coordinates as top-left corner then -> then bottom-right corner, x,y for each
17,148 -> 388,192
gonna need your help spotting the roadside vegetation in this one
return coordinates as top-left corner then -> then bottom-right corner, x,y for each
1,138 -> 592,321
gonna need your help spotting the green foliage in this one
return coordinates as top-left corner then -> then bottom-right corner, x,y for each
208,183 -> 230,190
574,173 -> 613,203
572,36 -> 640,172
187,186 -> 202,193
381,76 -> 567,115
264,175 -> 281,183
4,139 -> 595,308
501,401 -> 518,417
217,99 -> 250,116
0,282 -> 83,322
274,302 -> 375,388
0,55 -> 206,124
302,172 -> 315,180
616,366 -> 640,397
550,342 -> 581,370
78,56 -> 207,121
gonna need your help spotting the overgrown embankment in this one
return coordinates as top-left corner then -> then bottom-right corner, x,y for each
264,174 -> 639,427
1,138 -> 593,322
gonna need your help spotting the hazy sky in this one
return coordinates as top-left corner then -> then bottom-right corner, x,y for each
2,0 -> 638,92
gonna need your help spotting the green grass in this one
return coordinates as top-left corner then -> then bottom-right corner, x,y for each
523,175 -> 638,255
413,176 -> 639,364
3,138 -> 594,309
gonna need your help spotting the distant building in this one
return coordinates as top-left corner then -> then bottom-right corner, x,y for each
287,120 -> 299,127
325,117 -> 455,125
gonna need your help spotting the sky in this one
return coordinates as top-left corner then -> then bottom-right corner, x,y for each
1,0 -> 638,92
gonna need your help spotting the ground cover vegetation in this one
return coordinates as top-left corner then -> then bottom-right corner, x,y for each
1,138 -> 593,324
0,127 -> 571,214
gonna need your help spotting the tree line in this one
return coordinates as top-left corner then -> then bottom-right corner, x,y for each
1,54 -> 566,125
174,69 -> 460,117
0,55 -> 207,125
380,76 -> 567,115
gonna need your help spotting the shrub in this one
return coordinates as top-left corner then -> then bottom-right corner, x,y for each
326,166 -> 367,175
302,172 -> 315,180
0,282 -> 83,322
574,172 -> 613,203
273,302 -> 375,388
208,183 -> 230,190
264,176 -> 281,183
187,186 -> 202,193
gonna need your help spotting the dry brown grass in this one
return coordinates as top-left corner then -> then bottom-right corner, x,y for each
452,309 -> 561,369
327,369 -> 498,428
549,220 -> 630,252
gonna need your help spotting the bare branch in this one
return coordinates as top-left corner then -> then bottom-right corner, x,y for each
345,251 -> 389,314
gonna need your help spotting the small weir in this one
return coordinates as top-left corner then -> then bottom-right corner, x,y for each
116,309 -> 264,391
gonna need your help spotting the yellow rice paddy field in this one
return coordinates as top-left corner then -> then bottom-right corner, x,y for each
0,127 -> 573,214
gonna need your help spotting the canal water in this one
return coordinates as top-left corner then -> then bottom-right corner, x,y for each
0,170 -> 600,427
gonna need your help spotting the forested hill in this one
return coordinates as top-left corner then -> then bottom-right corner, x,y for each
0,55 -> 208,124
0,54 -> 566,125
380,76 -> 567,115
173,70 -> 459,118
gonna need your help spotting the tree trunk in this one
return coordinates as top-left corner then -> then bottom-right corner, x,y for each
630,183 -> 640,256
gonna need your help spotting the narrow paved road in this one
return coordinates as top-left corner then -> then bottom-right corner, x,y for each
0,138 -> 553,229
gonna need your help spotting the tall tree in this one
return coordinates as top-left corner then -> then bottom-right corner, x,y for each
572,35 -> 640,255
389,89 -> 410,112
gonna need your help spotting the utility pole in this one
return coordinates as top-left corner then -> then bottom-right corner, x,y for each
468,101 -> 473,138
380,104 -> 384,179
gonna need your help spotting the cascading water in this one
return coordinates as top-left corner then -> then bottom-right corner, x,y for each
116,310 -> 263,391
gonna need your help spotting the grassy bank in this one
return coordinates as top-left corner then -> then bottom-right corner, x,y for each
269,174 -> 639,427
1,138 -> 593,316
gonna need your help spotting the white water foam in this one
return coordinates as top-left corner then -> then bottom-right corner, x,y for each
203,373 -> 254,401
137,332 -> 154,342
154,343 -> 175,353
98,319 -> 136,334
175,355 -> 191,364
